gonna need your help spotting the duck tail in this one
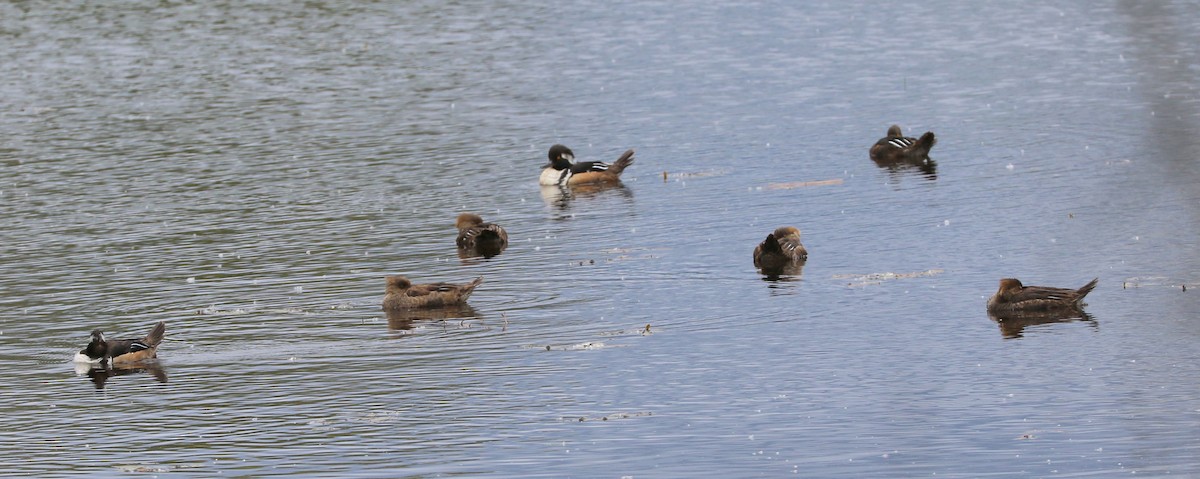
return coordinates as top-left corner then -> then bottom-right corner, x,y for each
143,321 -> 166,348
607,149 -> 635,176
477,225 -> 505,242
462,276 -> 484,298
914,132 -> 936,156
760,233 -> 782,254
1075,278 -> 1099,302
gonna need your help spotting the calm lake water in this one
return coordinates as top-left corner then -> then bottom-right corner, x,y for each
3,1 -> 1199,477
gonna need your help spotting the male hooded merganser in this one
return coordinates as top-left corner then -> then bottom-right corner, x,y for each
753,226 -> 808,273
870,125 -> 937,163
539,144 -> 635,186
383,275 -> 483,310
455,213 -> 508,258
74,321 -> 166,365
987,277 -> 1098,313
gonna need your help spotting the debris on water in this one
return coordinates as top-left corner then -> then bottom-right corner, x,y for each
765,178 -> 843,190
598,324 -> 654,337
1006,163 -> 1015,170
835,269 -> 944,287
115,464 -> 171,473
1122,276 -> 1196,290
565,411 -> 652,422
186,277 -> 196,284
536,342 -> 610,351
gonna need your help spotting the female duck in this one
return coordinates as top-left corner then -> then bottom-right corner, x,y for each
455,213 -> 508,258
539,144 -> 635,186
383,275 -> 483,310
870,125 -> 936,163
74,321 -> 166,365
753,226 -> 807,272
987,277 -> 1098,313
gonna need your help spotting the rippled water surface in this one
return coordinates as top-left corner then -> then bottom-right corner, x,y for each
3,1 -> 1200,477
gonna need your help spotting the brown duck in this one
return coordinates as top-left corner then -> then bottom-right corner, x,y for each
74,321 -> 166,365
753,226 -> 807,273
455,213 -> 508,258
870,125 -> 936,163
539,144 -> 635,186
383,275 -> 483,310
987,277 -> 1098,313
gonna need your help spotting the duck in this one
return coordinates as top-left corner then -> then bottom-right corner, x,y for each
539,144 -> 635,186
870,125 -> 937,163
74,321 -> 166,365
753,226 -> 808,273
987,277 -> 1098,313
455,213 -> 508,258
383,275 -> 483,310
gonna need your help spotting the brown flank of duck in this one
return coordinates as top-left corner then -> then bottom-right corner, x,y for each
383,275 -> 483,310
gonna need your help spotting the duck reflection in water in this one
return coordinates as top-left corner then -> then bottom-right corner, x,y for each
386,305 -> 479,333
989,310 -> 1097,339
75,361 -> 168,389
869,125 -> 938,181
539,182 -> 634,213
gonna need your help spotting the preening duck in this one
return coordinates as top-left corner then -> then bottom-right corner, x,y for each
74,321 -> 166,365
870,125 -> 936,163
539,144 -> 635,186
753,226 -> 807,274
455,213 -> 508,258
382,275 -> 483,310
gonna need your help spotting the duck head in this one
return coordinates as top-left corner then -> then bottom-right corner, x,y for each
546,144 -> 575,170
386,276 -> 413,292
83,329 -> 108,360
886,125 -> 903,137
996,278 -> 1024,297
456,213 -> 485,230
773,226 -> 801,239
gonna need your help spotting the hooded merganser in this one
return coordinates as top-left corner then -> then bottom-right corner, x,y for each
870,125 -> 936,163
539,144 -> 635,186
383,275 -> 483,310
74,321 -> 165,365
987,277 -> 1098,313
753,226 -> 807,273
455,213 -> 508,258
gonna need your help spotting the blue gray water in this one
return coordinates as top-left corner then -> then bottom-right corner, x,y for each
2,1 -> 1199,477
